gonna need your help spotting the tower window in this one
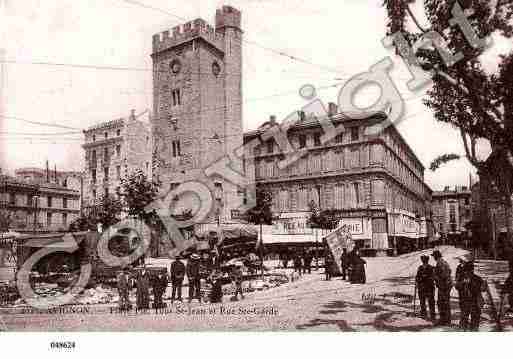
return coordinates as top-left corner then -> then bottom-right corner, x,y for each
266,140 -> 274,154
314,132 -> 322,147
172,89 -> 182,106
172,140 -> 181,157
299,134 -> 307,149
351,127 -> 359,141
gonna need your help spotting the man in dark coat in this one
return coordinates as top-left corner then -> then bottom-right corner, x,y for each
455,257 -> 466,318
152,270 -> 168,309
455,261 -> 487,331
415,255 -> 436,320
502,262 -> 513,313
170,256 -> 186,302
136,268 -> 150,310
293,251 -> 303,276
303,250 -> 313,274
340,248 -> 349,280
432,250 -> 453,326
117,269 -> 132,311
231,263 -> 245,300
324,253 -> 333,281
187,253 -> 201,303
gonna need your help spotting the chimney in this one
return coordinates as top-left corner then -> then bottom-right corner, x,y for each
46,160 -> 49,183
130,109 -> 136,121
328,102 -> 338,117
54,164 -> 57,183
269,115 -> 277,125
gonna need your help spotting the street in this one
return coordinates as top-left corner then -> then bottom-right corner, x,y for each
1,246 -> 511,331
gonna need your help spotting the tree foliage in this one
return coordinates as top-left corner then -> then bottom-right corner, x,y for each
307,201 -> 340,230
383,1 -> 513,163
246,187 -> 274,225
69,195 -> 123,232
117,170 -> 161,223
429,153 -> 461,171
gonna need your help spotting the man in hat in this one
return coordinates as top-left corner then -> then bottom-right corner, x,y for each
231,262 -> 245,301
432,250 -> 453,325
116,268 -> 132,311
455,257 -> 466,317
170,255 -> 186,302
455,261 -> 487,330
415,255 -> 435,320
136,267 -> 150,310
502,262 -> 513,313
186,253 -> 201,303
152,269 -> 168,309
340,248 -> 349,281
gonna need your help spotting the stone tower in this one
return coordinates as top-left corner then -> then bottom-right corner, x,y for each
151,6 -> 243,222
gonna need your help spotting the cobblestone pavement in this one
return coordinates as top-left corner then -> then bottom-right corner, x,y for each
1,246 -> 512,331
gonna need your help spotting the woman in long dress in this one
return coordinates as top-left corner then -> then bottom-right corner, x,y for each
349,249 -> 366,284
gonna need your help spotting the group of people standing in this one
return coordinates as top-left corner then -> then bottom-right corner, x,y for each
415,249 -> 511,331
324,248 -> 366,283
116,251 -> 248,311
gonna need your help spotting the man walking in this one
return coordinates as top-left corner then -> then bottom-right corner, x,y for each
340,248 -> 349,281
293,251 -> 303,276
170,255 -> 185,302
187,253 -> 201,303
415,255 -> 436,321
432,250 -> 453,326
455,257 -> 466,319
303,250 -> 313,274
455,261 -> 487,331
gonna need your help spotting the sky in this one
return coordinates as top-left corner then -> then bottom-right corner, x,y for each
1,0 -> 511,190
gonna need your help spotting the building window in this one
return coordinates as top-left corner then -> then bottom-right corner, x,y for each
354,183 -> 360,205
172,140 -> 181,157
9,193 -> 15,205
104,167 -> 109,181
92,169 -> 97,184
145,162 -> 149,173
351,126 -> 359,141
105,187 -> 109,198
116,144 -> 121,157
47,212 -> 52,227
92,190 -> 97,200
464,198 -> 469,205
116,166 -> 121,180
92,134 -> 96,142
313,132 -> 321,147
116,129 -> 121,137
47,196 -> 53,208
172,88 -> 181,106
27,195 -> 32,206
170,182 -> 180,192
335,132 -> 343,143
104,148 -> 109,162
214,182 -> 223,200
63,198 -> 68,209
63,213 -> 68,227
299,134 -> 307,149
104,132 -> 108,139
92,150 -> 97,167
266,140 -> 274,154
